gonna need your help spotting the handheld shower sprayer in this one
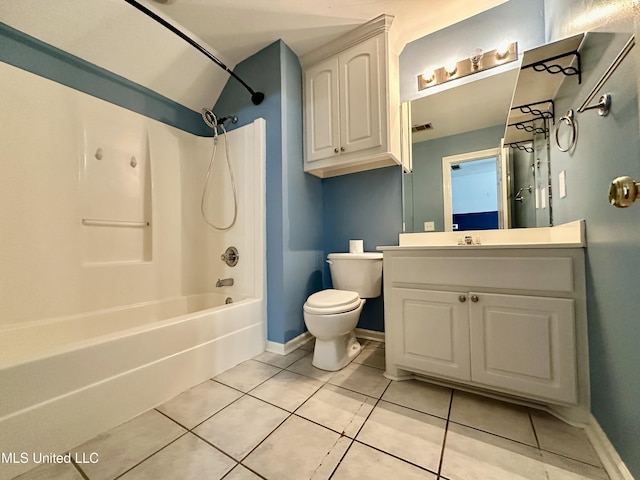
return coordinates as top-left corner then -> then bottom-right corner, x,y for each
199,107 -> 238,231
201,108 -> 238,132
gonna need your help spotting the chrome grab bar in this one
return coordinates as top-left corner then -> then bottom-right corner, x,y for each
82,218 -> 149,227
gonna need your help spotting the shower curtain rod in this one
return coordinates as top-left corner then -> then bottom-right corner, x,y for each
123,0 -> 265,105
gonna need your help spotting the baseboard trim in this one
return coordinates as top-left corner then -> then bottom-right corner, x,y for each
586,414 -> 635,480
266,329 -> 384,356
355,328 -> 385,343
266,331 -> 313,355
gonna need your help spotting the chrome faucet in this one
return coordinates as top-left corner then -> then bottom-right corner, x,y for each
216,278 -> 234,287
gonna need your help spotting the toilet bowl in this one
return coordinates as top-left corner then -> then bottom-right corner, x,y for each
303,252 -> 383,371
303,289 -> 365,371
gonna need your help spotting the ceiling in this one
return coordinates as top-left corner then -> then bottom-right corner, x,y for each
0,0 -> 511,130
145,0 -> 514,139
145,0 -> 508,67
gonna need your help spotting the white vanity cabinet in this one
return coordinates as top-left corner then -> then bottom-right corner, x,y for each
383,247 -> 589,411
301,15 -> 403,178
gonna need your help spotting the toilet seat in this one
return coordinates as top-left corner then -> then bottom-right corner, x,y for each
303,289 -> 361,315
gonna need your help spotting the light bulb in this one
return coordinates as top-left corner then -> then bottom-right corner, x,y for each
422,69 -> 435,83
469,48 -> 484,68
444,60 -> 458,76
496,40 -> 511,59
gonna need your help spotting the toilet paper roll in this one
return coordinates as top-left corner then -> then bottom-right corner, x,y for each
349,239 -> 364,253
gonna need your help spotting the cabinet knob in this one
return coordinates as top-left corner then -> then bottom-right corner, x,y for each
340,146 -> 345,152
458,295 -> 466,303
334,148 -> 339,154
471,295 -> 479,303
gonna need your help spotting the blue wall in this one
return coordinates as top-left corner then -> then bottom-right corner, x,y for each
322,166 -> 402,331
408,124 -> 505,232
214,41 -> 324,344
543,1 -> 639,475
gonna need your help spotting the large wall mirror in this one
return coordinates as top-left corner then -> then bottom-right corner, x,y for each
402,67 -> 552,233
399,0 -> 548,233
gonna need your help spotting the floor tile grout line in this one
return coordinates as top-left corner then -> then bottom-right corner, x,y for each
70,456 -> 91,480
223,463 -> 269,480
326,380 -> 404,479
376,396 -> 451,422
310,433 -> 356,479
436,389 -> 454,478
233,409 -> 295,468
445,417 -> 541,450
528,409 -> 542,449
212,362 -> 286,393
225,350 -> 386,478
155,390 -> 282,468
538,447 -> 608,469
352,438 -> 441,477
111,431 -> 191,480
188,429 -> 247,469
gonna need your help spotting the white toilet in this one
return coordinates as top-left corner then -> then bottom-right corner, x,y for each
303,252 -> 383,371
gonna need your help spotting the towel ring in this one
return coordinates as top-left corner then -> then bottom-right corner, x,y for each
555,109 -> 577,152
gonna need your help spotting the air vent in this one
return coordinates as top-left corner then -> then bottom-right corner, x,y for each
412,123 -> 433,133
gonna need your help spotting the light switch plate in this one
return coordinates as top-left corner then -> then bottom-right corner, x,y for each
559,170 -> 567,198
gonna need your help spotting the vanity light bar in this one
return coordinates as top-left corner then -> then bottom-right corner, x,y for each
418,42 -> 518,91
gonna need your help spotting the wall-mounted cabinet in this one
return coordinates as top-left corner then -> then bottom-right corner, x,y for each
302,15 -> 406,178
381,246 -> 590,422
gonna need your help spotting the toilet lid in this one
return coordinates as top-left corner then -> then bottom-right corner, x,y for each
304,289 -> 361,315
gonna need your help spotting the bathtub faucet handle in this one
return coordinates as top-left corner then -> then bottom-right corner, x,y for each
220,246 -> 239,267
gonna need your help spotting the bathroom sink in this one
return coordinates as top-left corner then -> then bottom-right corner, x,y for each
391,220 -> 585,248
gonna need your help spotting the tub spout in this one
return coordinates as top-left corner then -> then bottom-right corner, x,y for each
216,278 -> 234,287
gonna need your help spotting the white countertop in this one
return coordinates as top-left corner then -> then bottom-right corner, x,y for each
377,242 -> 584,251
381,220 -> 585,249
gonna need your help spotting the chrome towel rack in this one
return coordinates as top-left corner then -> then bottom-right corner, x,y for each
578,35 -> 634,114
554,34 -> 635,152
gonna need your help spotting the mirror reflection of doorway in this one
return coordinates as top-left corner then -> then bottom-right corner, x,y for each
442,147 -> 507,231
451,157 -> 499,230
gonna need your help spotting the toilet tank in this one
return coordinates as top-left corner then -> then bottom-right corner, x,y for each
327,252 -> 383,298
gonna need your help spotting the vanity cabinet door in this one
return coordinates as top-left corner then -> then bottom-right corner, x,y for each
391,288 -> 471,381
468,292 -> 577,404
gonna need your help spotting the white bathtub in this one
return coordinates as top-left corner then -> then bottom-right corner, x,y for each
0,72 -> 267,478
0,293 -> 265,480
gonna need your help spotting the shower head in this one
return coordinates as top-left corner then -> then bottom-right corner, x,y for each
201,108 -> 238,129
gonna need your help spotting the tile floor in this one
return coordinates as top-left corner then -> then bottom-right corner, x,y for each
15,340 -> 609,480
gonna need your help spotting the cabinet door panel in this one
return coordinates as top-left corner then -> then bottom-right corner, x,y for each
339,36 -> 382,154
392,289 -> 470,381
469,293 -> 577,404
305,57 -> 340,162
